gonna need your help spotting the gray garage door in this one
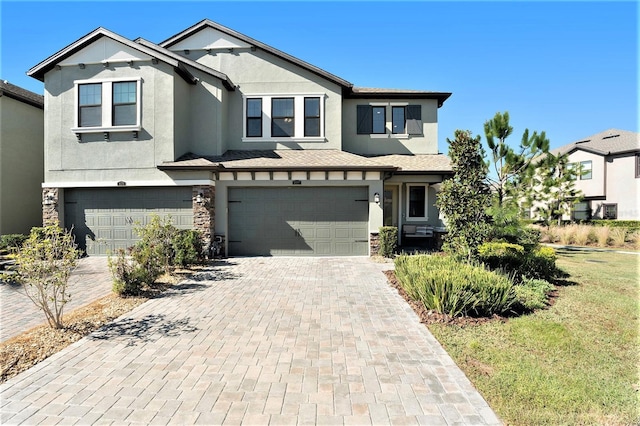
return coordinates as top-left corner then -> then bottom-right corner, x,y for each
228,187 -> 369,256
64,187 -> 193,255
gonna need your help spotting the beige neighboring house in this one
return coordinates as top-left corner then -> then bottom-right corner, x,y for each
0,81 -> 44,235
27,19 -> 453,256
551,129 -> 640,221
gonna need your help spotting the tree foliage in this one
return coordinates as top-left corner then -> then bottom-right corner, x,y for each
484,112 -> 550,207
13,225 -> 80,329
525,152 -> 582,226
436,130 -> 492,262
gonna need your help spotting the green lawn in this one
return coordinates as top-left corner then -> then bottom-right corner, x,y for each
428,249 -> 639,425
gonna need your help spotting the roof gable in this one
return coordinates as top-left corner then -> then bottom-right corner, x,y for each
165,26 -> 252,51
58,36 -> 152,66
159,19 -> 353,89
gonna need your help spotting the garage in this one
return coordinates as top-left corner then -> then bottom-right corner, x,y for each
64,187 -> 193,255
228,186 -> 369,256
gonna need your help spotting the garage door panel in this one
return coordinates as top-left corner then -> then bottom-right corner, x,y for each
65,187 -> 192,256
228,187 -> 369,256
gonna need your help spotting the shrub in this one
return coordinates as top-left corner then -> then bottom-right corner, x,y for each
108,248 -> 145,296
478,242 -> 525,272
172,229 -> 204,267
523,246 -> 557,281
514,278 -> 554,311
378,226 -> 398,258
558,225 -> 575,245
0,234 -> 28,251
12,225 -> 81,328
591,220 -> 640,230
394,255 -> 516,317
133,215 -> 178,275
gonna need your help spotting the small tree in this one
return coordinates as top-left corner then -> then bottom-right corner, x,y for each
484,112 -> 550,208
13,225 -> 80,329
437,130 -> 492,262
527,152 -> 583,226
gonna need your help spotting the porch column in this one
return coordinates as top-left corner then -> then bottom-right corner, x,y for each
192,185 -> 215,256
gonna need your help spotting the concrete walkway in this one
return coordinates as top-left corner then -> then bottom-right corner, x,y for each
1,257 -> 501,425
0,257 -> 113,342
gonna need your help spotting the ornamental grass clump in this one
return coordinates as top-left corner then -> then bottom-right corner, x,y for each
394,255 -> 516,318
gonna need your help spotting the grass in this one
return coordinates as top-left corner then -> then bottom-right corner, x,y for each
427,249 -> 639,425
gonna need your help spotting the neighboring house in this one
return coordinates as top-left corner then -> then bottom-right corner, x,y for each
27,19 -> 452,256
550,129 -> 639,221
0,81 -> 44,235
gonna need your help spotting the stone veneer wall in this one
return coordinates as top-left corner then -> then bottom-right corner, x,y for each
369,232 -> 380,257
192,185 -> 215,254
42,187 -> 60,226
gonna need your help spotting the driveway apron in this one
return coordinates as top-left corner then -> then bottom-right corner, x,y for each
0,257 -> 501,425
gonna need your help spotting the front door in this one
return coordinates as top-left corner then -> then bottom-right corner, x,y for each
383,185 -> 398,227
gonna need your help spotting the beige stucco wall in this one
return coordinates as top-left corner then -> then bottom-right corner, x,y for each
0,95 -> 44,234
341,98 -> 439,155
180,49 -> 343,151
566,150 -> 605,197
600,153 -> 640,219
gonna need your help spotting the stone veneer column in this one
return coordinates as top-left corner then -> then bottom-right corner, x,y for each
192,185 -> 215,256
369,232 -> 380,257
42,187 -> 60,226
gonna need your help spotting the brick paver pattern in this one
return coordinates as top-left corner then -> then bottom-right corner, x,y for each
0,257 -> 501,425
1,257 -> 112,342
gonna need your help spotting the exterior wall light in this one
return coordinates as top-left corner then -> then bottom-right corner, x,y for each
374,192 -> 380,204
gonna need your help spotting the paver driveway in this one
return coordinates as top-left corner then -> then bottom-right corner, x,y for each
1,257 -> 501,425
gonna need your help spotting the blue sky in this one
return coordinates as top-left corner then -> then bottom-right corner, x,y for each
1,1 -> 637,151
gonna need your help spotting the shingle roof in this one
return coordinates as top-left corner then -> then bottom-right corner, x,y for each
366,154 -> 452,173
158,150 -> 397,172
0,80 -> 44,109
159,150 -> 453,174
552,129 -> 639,156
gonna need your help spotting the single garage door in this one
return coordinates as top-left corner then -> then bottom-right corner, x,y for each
228,187 -> 369,256
64,187 -> 193,255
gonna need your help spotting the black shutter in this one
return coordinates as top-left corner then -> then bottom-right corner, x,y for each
357,105 -> 372,134
406,105 -> 422,135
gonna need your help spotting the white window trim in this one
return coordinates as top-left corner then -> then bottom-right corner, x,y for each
405,183 -> 429,222
242,93 -> 327,142
72,77 -> 142,134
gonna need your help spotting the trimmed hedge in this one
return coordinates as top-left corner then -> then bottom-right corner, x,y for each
378,226 -> 398,258
591,220 -> 640,230
478,242 -> 557,282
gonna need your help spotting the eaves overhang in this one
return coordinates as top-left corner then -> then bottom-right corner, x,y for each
346,87 -> 452,108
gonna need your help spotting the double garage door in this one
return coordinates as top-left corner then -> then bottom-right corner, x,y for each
228,187 -> 369,256
64,187 -> 193,255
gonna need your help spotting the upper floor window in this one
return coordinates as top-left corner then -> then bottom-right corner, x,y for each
272,98 -> 294,137
246,98 -> 262,137
79,83 -> 102,127
357,104 -> 422,136
406,184 -> 429,221
242,94 -> 325,141
73,78 -> 142,133
569,160 -> 593,180
304,97 -> 320,137
635,154 -> 640,178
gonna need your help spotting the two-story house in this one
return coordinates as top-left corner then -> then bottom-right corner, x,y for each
27,19 -> 452,256
0,81 -> 44,235
550,129 -> 639,221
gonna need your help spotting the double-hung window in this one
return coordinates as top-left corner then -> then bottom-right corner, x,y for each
579,160 -> 592,180
78,83 -> 102,127
406,184 -> 428,221
392,106 -> 405,134
242,94 -> 325,141
304,97 -> 321,137
272,98 -> 294,137
74,78 -> 142,133
246,98 -> 262,137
